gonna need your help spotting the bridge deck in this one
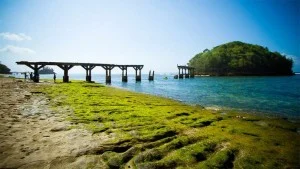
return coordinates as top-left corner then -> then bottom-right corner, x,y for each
16,61 -> 144,83
16,61 -> 143,67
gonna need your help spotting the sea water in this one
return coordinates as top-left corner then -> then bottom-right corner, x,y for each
24,73 -> 300,119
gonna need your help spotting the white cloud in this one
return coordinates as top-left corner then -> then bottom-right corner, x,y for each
0,45 -> 36,55
0,32 -> 32,41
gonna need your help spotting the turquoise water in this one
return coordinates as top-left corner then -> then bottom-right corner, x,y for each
19,73 -> 300,119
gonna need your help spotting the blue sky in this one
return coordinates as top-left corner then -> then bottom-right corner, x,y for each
0,0 -> 299,73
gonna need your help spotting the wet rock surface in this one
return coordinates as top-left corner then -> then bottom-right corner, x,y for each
1,78 -> 299,169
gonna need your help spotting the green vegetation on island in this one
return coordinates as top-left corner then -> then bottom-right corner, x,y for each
0,63 -> 11,74
39,66 -> 55,74
188,41 -> 294,76
39,80 -> 299,168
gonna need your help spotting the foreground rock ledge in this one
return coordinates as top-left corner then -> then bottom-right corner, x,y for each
0,78 -> 299,169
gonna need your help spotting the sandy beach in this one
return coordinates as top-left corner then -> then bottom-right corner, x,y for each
0,78 -> 113,168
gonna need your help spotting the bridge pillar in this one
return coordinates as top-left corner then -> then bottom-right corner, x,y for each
23,63 -> 45,82
177,65 -> 194,79
58,65 -> 74,82
148,70 -> 154,81
185,68 -> 190,78
118,66 -> 128,82
33,65 -> 40,82
82,65 -> 96,82
122,69 -> 128,82
133,65 -> 143,82
179,68 -> 183,79
102,65 -> 114,84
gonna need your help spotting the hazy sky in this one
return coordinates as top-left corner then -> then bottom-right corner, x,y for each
0,0 -> 299,74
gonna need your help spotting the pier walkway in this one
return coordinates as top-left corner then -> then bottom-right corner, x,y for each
16,61 -> 143,83
175,65 -> 195,79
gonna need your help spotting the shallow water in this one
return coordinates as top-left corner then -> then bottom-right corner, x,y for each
16,73 -> 300,119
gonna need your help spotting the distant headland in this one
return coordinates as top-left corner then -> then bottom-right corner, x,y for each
39,66 -> 55,74
188,41 -> 294,76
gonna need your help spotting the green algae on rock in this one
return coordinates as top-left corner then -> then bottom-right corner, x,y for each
41,81 -> 300,168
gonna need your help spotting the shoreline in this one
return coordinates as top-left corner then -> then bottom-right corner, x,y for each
104,81 -> 300,123
13,77 -> 300,122
1,77 -> 299,168
14,74 -> 299,121
45,77 -> 300,121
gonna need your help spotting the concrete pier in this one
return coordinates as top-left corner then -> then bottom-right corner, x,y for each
16,61 -> 144,83
148,70 -> 154,81
57,65 -> 74,82
101,65 -> 115,84
82,65 -> 96,82
177,65 -> 195,79
133,65 -> 143,82
185,69 -> 190,78
178,67 -> 184,79
118,65 -> 128,82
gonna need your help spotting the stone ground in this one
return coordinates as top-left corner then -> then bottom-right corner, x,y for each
1,78 -> 299,169
0,78 -> 112,169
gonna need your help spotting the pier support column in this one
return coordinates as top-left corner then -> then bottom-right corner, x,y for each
148,70 -> 154,81
179,67 -> 183,79
123,69 -> 128,82
102,65 -> 115,84
58,65 -> 74,82
118,66 -> 128,82
23,63 -> 45,82
133,65 -> 143,82
82,65 -> 96,82
177,65 -> 195,79
185,68 -> 190,78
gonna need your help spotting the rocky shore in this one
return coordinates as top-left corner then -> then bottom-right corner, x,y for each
0,78 -> 113,168
0,77 -> 299,168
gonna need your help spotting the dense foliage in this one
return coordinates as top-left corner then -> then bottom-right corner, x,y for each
0,63 -> 11,74
39,66 -> 55,74
188,41 -> 294,76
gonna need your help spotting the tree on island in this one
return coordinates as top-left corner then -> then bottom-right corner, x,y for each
39,66 -> 55,74
188,41 -> 294,76
0,63 -> 11,74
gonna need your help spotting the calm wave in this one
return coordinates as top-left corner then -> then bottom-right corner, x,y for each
18,73 -> 300,119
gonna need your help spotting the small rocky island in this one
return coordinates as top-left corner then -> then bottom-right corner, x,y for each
189,41 -> 294,76
39,66 -> 55,74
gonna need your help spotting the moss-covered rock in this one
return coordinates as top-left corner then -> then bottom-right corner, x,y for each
41,81 -> 300,168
